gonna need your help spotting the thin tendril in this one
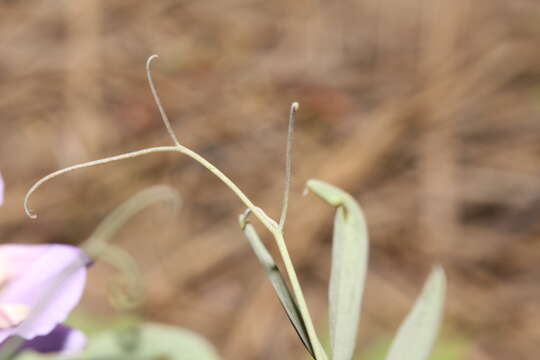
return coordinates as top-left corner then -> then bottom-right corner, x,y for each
146,54 -> 181,146
23,57 -> 327,360
24,146 -> 178,218
86,185 -> 180,256
279,102 -> 298,230
99,244 -> 144,309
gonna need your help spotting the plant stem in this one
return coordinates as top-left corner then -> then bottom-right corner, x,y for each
174,144 -> 327,359
25,143 -> 327,359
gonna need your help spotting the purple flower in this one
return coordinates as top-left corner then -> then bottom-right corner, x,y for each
0,244 -> 89,355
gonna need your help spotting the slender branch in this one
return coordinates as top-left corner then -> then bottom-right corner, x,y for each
25,147 -> 326,358
23,56 -> 327,360
173,144 -> 276,229
279,102 -> 298,230
146,55 -> 181,146
269,228 -> 327,359
238,211 -> 327,358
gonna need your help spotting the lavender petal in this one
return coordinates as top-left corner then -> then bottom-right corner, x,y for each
0,245 -> 88,342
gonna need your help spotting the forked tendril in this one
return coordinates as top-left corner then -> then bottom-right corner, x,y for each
23,55 -> 328,360
23,56 -> 182,219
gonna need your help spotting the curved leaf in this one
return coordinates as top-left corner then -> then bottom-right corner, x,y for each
306,180 -> 368,360
239,214 -> 314,358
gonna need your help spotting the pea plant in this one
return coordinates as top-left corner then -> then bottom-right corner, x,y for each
5,55 -> 445,360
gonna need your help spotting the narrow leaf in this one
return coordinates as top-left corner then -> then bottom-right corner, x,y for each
239,214 -> 315,358
385,267 -> 446,360
307,179 -> 368,360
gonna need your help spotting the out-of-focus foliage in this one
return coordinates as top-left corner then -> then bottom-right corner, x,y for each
18,321 -> 221,360
363,334 -> 470,360
80,323 -> 220,360
385,268 -> 446,360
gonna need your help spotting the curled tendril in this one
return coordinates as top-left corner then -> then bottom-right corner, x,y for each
85,185 -> 180,309
24,146 -> 178,219
85,185 -> 180,257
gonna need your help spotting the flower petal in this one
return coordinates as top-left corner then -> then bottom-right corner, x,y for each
0,245 -> 50,285
0,245 -> 89,342
0,304 -> 30,329
19,324 -> 87,355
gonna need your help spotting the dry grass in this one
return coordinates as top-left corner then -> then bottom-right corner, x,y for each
1,0 -> 540,359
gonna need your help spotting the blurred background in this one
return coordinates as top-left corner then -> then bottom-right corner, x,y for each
1,0 -> 540,359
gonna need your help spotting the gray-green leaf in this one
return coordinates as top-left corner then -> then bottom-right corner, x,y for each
385,267 -> 446,360
239,213 -> 314,358
306,179 -> 368,360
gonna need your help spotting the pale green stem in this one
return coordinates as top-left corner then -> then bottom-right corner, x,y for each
25,144 -> 327,359
0,337 -> 22,360
143,57 -> 325,356
24,147 -> 179,219
270,228 -> 327,359
176,144 -> 327,359
24,53 -> 327,360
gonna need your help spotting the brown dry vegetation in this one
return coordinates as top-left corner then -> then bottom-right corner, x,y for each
1,0 -> 540,359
